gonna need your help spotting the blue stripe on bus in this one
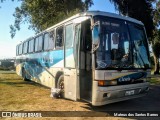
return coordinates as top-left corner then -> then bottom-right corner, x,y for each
23,48 -> 73,78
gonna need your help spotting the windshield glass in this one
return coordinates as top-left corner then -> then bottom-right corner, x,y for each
93,16 -> 150,70
128,23 -> 150,68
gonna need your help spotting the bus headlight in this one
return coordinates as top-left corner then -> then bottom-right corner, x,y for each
98,80 -> 117,86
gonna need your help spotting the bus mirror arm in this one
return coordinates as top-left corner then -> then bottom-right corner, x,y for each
91,21 -> 100,30
92,41 -> 100,53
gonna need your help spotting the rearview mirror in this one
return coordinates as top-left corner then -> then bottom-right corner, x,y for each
93,25 -> 99,44
92,22 -> 100,53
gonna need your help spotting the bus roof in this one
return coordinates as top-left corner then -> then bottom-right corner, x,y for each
84,11 -> 143,25
46,11 -> 143,31
17,11 -> 143,45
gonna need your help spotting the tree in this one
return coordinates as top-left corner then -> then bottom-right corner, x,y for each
10,0 -> 93,38
152,0 -> 160,74
152,30 -> 160,74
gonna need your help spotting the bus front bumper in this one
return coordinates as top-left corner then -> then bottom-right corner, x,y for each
92,82 -> 149,106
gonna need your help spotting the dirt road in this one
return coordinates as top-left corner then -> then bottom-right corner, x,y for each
0,71 -> 160,120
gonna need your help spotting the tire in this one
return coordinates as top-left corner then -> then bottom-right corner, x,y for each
57,75 -> 64,98
22,68 -> 30,81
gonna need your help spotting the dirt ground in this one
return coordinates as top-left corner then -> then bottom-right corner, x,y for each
0,71 -> 160,120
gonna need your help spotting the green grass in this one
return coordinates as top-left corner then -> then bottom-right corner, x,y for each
0,71 -> 87,112
150,77 -> 160,85
0,67 -> 10,71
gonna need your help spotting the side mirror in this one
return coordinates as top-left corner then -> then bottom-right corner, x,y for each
92,23 -> 100,53
93,23 -> 100,45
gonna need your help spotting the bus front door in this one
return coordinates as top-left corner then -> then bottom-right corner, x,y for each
64,68 -> 78,101
63,24 -> 80,101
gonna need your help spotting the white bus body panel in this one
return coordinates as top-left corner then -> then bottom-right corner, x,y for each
64,68 -> 78,101
92,81 -> 149,106
92,70 -> 150,106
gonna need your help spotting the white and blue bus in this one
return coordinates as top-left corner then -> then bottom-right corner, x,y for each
16,11 -> 151,106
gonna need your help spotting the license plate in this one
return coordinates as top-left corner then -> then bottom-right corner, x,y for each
125,90 -> 135,96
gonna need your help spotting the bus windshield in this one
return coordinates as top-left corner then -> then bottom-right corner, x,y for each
94,16 -> 150,70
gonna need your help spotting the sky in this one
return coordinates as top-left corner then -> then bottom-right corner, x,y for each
0,0 -> 116,59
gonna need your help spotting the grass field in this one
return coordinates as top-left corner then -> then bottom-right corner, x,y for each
0,72 -> 88,112
0,72 -> 92,120
150,75 -> 160,85
0,72 -> 51,111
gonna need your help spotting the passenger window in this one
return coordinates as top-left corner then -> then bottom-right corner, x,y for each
35,35 -> 43,52
19,44 -> 22,55
55,26 -> 63,48
65,24 -> 73,48
35,37 -> 39,52
16,45 -> 19,55
64,24 -> 75,68
48,31 -> 54,49
44,33 -> 49,50
28,39 -> 34,53
23,42 -> 28,54
38,35 -> 43,51
44,31 -> 54,50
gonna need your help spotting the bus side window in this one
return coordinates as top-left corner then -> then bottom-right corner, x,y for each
19,44 -> 22,55
65,24 -> 73,48
44,33 -> 49,50
49,31 -> 55,50
44,31 -> 55,51
26,42 -> 28,54
35,35 -> 43,52
38,35 -> 43,51
35,37 -> 39,52
23,41 -> 28,54
65,24 -> 75,68
28,39 -> 34,53
16,45 -> 19,55
55,26 -> 63,49
22,43 -> 25,54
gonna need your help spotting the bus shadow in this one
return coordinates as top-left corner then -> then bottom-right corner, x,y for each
0,80 -> 49,89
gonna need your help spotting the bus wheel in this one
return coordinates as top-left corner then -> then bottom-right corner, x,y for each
22,69 -> 29,81
57,75 -> 64,98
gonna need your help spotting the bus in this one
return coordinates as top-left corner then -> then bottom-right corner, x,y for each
16,11 -> 151,106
